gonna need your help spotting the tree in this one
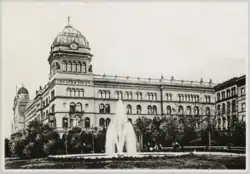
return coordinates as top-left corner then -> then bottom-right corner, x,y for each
134,116 -> 152,149
231,121 -> 245,147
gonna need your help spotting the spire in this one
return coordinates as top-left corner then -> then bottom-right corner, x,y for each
68,16 -> 71,26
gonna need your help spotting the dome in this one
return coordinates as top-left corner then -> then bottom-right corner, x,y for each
18,86 -> 29,95
51,25 -> 90,49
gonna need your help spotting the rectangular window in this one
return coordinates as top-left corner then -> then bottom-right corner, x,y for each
222,91 -> 225,99
241,87 -> 245,96
51,90 -> 55,99
226,90 -> 230,98
232,87 -> 236,96
232,100 -> 236,112
241,103 -> 246,112
217,93 -> 220,101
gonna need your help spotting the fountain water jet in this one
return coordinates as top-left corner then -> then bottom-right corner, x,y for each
105,99 -> 138,156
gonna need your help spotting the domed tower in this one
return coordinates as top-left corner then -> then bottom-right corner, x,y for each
48,20 -> 93,81
12,85 -> 30,134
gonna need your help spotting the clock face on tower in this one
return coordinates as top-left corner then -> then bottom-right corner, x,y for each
70,43 -> 78,50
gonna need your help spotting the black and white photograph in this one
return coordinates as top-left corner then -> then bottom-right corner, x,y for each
2,1 -> 247,171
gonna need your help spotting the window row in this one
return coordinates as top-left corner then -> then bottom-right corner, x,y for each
240,87 -> 245,96
62,117 -> 91,128
98,90 -> 111,99
41,104 -> 55,121
217,100 -> 236,115
178,94 -> 199,102
166,93 -> 172,101
205,95 -> 211,103
42,96 -> 50,108
147,93 -> 157,101
217,87 -> 236,101
62,61 -> 86,73
166,105 -> 210,116
70,102 -> 83,113
67,88 -> 84,97
99,118 -> 111,127
99,104 -> 111,113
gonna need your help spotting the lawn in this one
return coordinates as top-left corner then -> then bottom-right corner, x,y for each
5,154 -> 245,169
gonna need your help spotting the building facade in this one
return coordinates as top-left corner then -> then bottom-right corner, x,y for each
214,75 -> 246,130
13,23 -> 243,137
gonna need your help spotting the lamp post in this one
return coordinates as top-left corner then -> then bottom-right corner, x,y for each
48,113 -> 55,129
91,125 -> 95,154
63,117 -> 69,154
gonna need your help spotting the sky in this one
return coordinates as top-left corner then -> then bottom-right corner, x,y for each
2,2 -> 248,138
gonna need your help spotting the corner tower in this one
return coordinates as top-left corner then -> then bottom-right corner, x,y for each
12,85 -> 30,134
48,20 -> 93,81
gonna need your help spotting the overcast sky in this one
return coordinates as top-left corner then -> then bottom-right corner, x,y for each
2,2 -> 247,138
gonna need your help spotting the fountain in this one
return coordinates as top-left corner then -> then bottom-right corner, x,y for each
105,99 -> 137,157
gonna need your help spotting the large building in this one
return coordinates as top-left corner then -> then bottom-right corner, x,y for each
12,22 -> 243,137
214,75 -> 246,130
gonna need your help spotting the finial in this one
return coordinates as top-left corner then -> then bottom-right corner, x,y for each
68,16 -> 71,26
161,74 -> 164,79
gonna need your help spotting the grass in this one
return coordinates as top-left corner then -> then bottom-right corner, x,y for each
5,154 -> 245,169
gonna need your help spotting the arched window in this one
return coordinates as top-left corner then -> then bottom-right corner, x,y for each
98,90 -> 102,98
128,118 -> 132,123
67,88 -> 71,96
154,93 -> 157,100
194,106 -> 199,116
188,95 -> 190,102
72,62 -> 77,72
206,107 -> 210,116
147,93 -> 151,100
106,118 -> 111,127
166,106 -> 171,115
51,104 -> 55,113
126,105 -> 132,114
178,94 -> 181,101
186,106 -> 191,115
136,105 -> 142,114
68,61 -> 72,72
106,91 -> 110,99
129,92 -> 133,100
70,102 -> 76,112
62,61 -> 67,71
81,62 -> 86,73
116,91 -> 123,99
227,102 -> 230,113
75,89 -> 79,97
99,118 -> 105,127
148,105 -> 152,114
136,92 -> 142,100
126,92 -> 129,99
80,89 -> 84,97
152,105 -> 157,114
178,106 -> 184,115
166,93 -> 169,101
105,104 -> 110,113
185,95 -> 187,101
71,88 -> 75,97
169,94 -> 172,101
222,103 -> 225,114
217,105 -> 221,115
190,95 -> 193,102
77,62 -> 81,72
181,95 -> 184,101
76,103 -> 82,112
85,117 -> 90,128
99,104 -> 105,113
